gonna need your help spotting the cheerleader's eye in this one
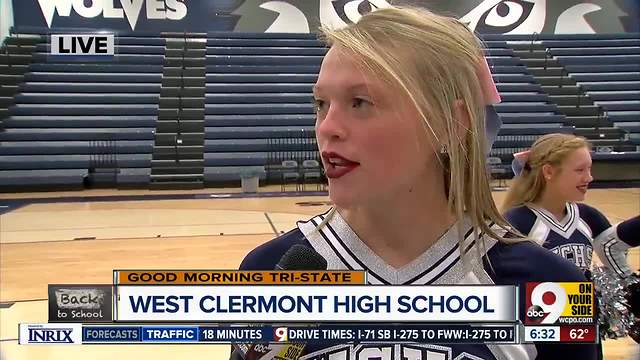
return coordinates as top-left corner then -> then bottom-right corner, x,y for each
313,99 -> 327,113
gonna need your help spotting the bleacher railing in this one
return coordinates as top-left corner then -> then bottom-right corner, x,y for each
89,139 -> 118,170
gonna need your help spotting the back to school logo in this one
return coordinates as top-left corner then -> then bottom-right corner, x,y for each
48,285 -> 113,323
525,282 -> 594,325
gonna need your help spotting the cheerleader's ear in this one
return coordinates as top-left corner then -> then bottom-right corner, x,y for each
453,100 -> 471,138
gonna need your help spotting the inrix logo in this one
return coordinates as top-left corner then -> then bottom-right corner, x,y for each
36,0 -> 187,31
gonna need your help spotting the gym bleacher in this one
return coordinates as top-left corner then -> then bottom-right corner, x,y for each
1,30 -> 161,189
483,37 -> 570,163
204,32 -> 321,184
543,36 -> 640,143
1,29 -> 639,190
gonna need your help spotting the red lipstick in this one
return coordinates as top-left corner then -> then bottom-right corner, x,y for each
321,151 -> 360,179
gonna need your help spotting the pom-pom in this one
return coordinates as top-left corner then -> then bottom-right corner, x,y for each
591,267 -> 639,342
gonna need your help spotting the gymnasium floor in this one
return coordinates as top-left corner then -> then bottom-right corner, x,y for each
0,186 -> 638,359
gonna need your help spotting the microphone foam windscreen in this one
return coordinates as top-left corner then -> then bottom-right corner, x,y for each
276,244 -> 328,270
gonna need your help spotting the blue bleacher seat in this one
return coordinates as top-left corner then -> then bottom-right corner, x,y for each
207,31 -> 316,39
482,41 -> 509,48
484,48 -> 514,56
592,152 -> 640,161
205,139 -> 271,152
204,126 -> 315,139
204,103 -> 314,115
571,73 -> 640,82
588,91 -> 640,101
557,55 -> 640,65
565,64 -> 640,73
35,154 -> 140,169
205,74 -> 316,83
499,94 -> 549,102
23,72 -> 162,83
498,114 -> 566,124
491,65 -> 528,74
205,83 -> 312,93
543,39 -> 640,48
493,103 -> 559,113
551,47 -> 640,56
0,169 -> 88,187
0,141 -> 153,155
206,39 -> 322,47
14,93 -> 160,104
0,155 -> 92,169
0,128 -> 154,141
496,84 -> 542,92
205,152 -> 267,167
29,63 -> 165,73
118,168 -> 151,186
32,53 -> 165,65
205,93 -> 312,104
205,114 -> 315,127
3,115 -> 157,127
20,82 -> 162,93
206,47 -> 327,56
607,111 -> 640,122
10,104 -> 158,116
579,82 -> 640,91
206,55 -> 323,65
499,125 -> 573,133
492,74 -> 536,83
207,65 -> 321,73
485,57 -> 522,66
595,102 -> 640,111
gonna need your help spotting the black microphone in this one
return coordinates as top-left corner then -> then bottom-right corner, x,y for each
276,244 -> 328,271
231,245 -> 328,359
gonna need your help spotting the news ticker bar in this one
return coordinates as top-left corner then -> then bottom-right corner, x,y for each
20,323 -> 520,345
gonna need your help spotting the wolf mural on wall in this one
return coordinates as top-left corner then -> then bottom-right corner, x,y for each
229,0 -> 637,33
457,0 -> 634,34
230,0 -> 393,33
12,0 -> 640,33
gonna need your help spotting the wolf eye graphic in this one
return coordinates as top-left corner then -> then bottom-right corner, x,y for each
476,0 -> 535,33
331,0 -> 371,24
461,0 -> 543,35
319,0 -> 391,30
331,0 -> 390,24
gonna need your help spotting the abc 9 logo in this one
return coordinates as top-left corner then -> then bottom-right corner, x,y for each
527,283 -> 566,324
274,327 -> 288,342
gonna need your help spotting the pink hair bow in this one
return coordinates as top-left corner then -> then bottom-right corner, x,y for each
479,57 -> 501,154
478,57 -> 501,105
511,150 -> 531,176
